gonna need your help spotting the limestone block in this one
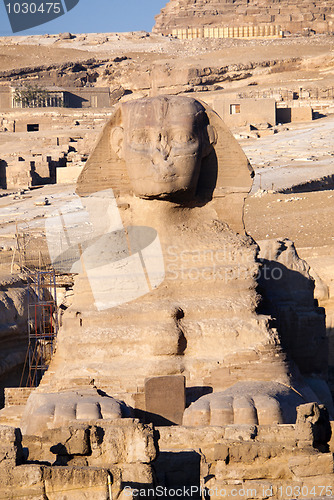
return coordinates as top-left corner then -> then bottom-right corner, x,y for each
117,463 -> 154,483
230,443 -> 279,465
157,425 -> 225,451
23,425 -> 91,464
213,443 -> 229,462
205,368 -> 230,390
89,420 -> 157,466
46,425 -> 91,456
200,443 -> 216,462
23,434 -> 55,464
43,466 -> 109,500
291,13 -> 305,21
301,474 -> 334,493
288,453 -> 334,477
90,426 -> 125,464
213,455 -> 291,480
246,8 -> 261,15
304,13 -> 316,21
256,15 -> 273,22
224,425 -> 257,441
0,464 -> 44,497
0,425 -> 23,468
256,424 -> 296,445
208,480 -> 276,500
108,464 -> 154,500
295,403 -> 331,448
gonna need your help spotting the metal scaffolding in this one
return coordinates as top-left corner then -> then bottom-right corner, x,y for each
20,269 -> 59,387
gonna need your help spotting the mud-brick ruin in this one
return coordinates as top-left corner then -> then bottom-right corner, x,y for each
0,94 -> 333,498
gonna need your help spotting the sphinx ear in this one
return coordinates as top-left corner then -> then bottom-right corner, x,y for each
202,124 -> 217,158
207,124 -> 217,147
110,126 -> 124,158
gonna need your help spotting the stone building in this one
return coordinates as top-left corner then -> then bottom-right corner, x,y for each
0,85 -> 111,110
63,87 -> 111,108
211,97 -> 277,128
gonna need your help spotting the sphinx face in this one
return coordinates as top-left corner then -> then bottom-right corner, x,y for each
120,96 -> 209,199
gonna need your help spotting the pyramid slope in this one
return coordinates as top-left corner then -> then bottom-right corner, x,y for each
153,0 -> 334,34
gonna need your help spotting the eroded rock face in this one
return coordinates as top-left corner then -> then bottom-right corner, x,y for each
258,238 -> 329,380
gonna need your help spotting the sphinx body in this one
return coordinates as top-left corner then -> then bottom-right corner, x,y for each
20,96 -> 332,431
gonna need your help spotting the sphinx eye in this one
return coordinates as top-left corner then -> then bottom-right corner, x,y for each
132,130 -> 148,144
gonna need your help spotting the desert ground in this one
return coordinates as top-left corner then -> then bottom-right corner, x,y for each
1,32 -> 334,94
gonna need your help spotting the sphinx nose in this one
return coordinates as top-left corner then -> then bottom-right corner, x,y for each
156,133 -> 170,160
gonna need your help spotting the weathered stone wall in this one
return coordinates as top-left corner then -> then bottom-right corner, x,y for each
0,420 -> 157,499
4,388 -> 35,408
2,404 -> 334,499
155,404 -> 334,499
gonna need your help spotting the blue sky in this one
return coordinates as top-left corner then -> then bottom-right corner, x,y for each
0,0 -> 167,36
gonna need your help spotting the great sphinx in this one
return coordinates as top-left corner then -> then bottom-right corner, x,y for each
20,95 -> 333,433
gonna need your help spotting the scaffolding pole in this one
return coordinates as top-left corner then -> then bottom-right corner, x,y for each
21,269 -> 58,388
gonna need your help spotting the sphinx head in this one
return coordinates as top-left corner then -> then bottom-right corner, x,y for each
110,95 -> 216,200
